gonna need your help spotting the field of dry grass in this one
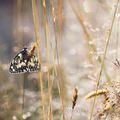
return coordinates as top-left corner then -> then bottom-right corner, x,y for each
0,0 -> 120,120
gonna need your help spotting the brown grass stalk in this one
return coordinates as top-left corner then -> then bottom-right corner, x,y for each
42,0 -> 53,120
14,0 -> 26,114
50,0 -> 65,120
31,0 -> 46,120
49,0 -> 58,77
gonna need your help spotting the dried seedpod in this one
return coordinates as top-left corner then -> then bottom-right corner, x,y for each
72,87 -> 78,109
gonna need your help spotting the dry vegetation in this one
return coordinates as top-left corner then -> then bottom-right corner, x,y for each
0,0 -> 120,120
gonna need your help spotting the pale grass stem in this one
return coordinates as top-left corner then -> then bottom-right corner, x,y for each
31,0 -> 46,120
42,0 -> 53,120
14,0 -> 25,114
50,0 -> 65,120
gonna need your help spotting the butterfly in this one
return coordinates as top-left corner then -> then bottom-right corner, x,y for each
9,45 -> 40,73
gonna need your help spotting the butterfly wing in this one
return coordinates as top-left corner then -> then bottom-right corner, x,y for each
9,48 -> 29,73
27,55 -> 40,72
9,48 -> 40,73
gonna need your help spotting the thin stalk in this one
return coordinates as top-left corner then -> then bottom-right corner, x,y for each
31,0 -> 46,120
89,0 -> 120,120
115,14 -> 119,80
49,0 -> 58,77
116,18 -> 119,59
50,0 -> 65,120
42,0 -> 53,120
58,0 -> 63,60
57,0 -> 66,119
15,0 -> 25,114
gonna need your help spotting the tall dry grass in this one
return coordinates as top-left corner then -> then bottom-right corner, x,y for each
1,0 -> 120,120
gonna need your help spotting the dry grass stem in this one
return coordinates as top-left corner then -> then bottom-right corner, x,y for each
42,0 -> 53,119
50,1 -> 65,120
31,0 -> 46,119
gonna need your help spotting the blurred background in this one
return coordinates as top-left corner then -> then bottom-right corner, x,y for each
0,0 -> 120,120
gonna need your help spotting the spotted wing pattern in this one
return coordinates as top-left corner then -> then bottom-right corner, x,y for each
9,48 -> 40,73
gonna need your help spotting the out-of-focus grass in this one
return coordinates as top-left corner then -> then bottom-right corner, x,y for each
0,0 -> 120,120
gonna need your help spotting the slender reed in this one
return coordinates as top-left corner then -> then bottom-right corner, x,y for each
14,0 -> 25,114
50,0 -> 65,120
31,0 -> 46,120
114,13 -> 120,80
42,0 -> 53,120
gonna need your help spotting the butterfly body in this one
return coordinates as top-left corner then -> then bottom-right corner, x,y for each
9,47 -> 40,73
